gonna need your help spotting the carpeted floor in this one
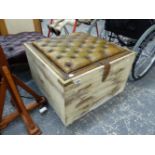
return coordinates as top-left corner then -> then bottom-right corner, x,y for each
1,63 -> 155,135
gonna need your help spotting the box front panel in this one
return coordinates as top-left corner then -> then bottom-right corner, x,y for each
65,53 -> 135,125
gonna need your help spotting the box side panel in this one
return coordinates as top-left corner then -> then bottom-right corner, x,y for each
25,45 -> 66,124
65,53 -> 135,125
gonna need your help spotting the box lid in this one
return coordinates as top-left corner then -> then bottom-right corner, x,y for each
32,32 -> 129,75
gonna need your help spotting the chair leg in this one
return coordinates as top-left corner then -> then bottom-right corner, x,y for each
1,66 -> 41,135
13,75 -> 46,105
72,19 -> 78,33
0,101 -> 42,131
48,19 -> 54,37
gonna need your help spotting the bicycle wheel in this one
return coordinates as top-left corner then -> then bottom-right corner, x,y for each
131,24 -> 155,80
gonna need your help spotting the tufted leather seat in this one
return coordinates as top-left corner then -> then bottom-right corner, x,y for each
32,32 -> 125,73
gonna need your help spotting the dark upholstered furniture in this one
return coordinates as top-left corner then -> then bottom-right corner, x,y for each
0,32 -> 45,65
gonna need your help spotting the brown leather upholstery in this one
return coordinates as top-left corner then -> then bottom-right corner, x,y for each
32,32 -> 125,73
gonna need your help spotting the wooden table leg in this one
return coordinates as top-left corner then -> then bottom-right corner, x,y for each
2,66 -> 41,135
13,75 -> 45,104
0,45 -> 45,135
0,101 -> 40,130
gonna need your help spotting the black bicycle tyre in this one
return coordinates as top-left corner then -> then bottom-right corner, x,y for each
131,24 -> 155,80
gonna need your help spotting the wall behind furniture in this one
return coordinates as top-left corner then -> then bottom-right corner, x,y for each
0,19 -> 42,35
5,19 -> 35,34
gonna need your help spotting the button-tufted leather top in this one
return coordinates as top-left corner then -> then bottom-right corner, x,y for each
32,32 -> 125,73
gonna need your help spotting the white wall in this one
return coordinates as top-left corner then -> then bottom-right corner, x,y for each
5,19 -> 35,34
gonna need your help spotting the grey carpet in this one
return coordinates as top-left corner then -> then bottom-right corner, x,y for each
1,64 -> 155,135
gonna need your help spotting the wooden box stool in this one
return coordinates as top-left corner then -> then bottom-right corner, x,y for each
24,32 -> 136,126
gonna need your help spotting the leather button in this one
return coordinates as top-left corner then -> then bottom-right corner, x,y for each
65,62 -> 72,67
41,44 -> 48,47
56,55 -> 62,59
